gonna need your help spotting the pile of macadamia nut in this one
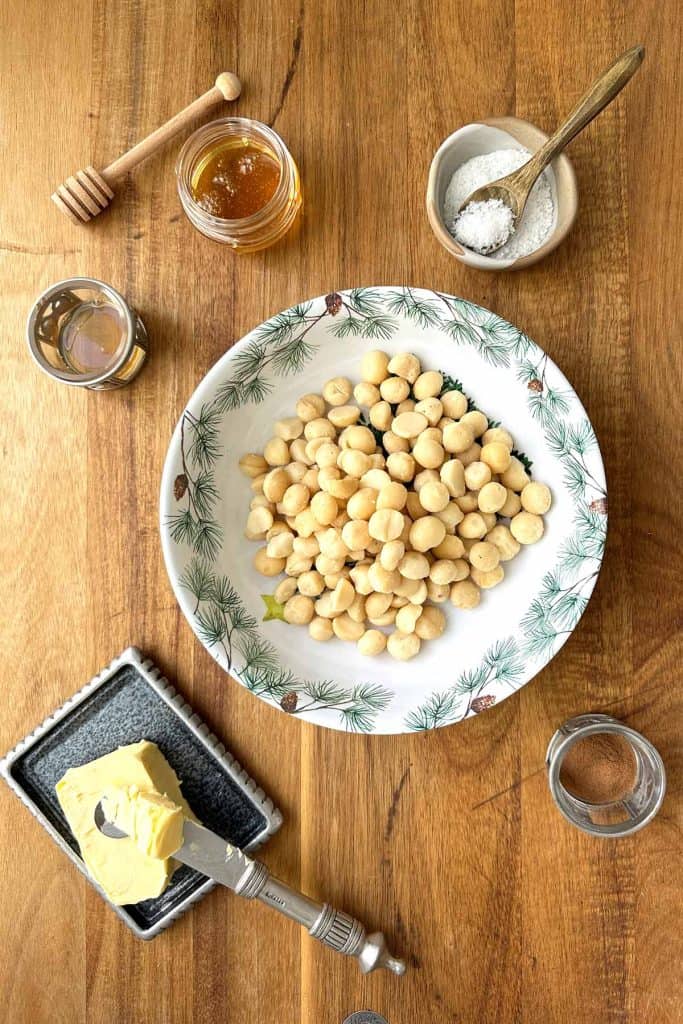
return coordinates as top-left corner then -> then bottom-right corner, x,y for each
238,350 -> 552,660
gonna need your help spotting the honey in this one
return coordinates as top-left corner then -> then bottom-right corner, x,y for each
176,117 -> 302,252
191,139 -> 281,220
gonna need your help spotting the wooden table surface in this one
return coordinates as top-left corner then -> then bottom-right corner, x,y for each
1,1 -> 681,1022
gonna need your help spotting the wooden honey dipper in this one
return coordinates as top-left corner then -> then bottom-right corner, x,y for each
52,72 -> 241,224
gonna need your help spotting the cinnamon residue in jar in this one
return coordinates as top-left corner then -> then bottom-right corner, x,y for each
560,732 -> 637,805
190,139 -> 281,220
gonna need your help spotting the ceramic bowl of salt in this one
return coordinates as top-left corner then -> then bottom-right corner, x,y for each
426,117 -> 578,271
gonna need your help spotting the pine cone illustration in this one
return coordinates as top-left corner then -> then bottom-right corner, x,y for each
527,378 -> 543,393
325,292 -> 343,316
471,694 -> 496,714
589,497 -> 608,514
174,473 -> 188,500
280,691 -> 299,713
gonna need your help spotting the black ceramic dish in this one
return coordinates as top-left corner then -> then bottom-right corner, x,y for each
0,647 -> 282,939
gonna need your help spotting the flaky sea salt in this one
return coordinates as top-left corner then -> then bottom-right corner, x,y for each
452,198 -> 514,254
444,148 -> 555,260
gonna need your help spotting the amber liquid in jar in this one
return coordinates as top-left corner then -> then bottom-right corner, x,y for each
190,139 -> 282,220
58,299 -> 128,373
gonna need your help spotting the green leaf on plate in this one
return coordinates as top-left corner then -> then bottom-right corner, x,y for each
261,594 -> 286,622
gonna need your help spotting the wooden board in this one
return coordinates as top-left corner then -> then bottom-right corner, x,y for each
0,1 -> 681,1021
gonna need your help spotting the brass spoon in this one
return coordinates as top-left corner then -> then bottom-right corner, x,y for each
455,45 -> 645,253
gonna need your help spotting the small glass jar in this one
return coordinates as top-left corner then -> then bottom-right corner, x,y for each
26,277 -> 147,390
175,117 -> 302,252
546,713 -> 666,838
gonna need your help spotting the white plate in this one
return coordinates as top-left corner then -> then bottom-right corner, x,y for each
160,287 -> 607,734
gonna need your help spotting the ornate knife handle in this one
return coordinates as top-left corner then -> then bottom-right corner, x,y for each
234,860 -> 406,975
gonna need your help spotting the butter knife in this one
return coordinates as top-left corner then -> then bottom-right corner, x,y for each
95,804 -> 406,975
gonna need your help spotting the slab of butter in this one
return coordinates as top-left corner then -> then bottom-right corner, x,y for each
101,786 -> 185,860
56,740 -> 193,905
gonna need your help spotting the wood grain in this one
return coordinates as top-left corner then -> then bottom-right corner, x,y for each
0,1 -> 681,1022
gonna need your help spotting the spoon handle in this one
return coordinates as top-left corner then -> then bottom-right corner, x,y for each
515,44 -> 644,192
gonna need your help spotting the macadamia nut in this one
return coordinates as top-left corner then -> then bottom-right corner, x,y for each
354,382 -> 380,406
409,516 -> 446,552
323,377 -> 352,406
478,481 -> 507,513
469,542 -> 501,572
450,580 -> 481,609
415,605 -> 446,639
419,481 -> 450,513
521,482 -> 552,514
296,393 -> 325,422
309,616 -> 334,641
369,508 -> 404,542
361,350 -> 390,385
387,631 -> 421,661
510,511 -> 545,544
380,376 -> 410,404
441,390 -> 468,418
500,457 -> 530,492
486,524 -> 521,561
393,411 -> 428,439
388,352 -> 421,383
357,629 -> 387,656
413,370 -> 443,400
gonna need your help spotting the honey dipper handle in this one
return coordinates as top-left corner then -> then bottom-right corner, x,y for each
101,72 -> 241,184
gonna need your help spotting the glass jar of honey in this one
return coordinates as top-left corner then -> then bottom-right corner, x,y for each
175,118 -> 301,252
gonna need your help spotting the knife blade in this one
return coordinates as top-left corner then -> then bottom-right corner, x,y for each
174,819 -> 257,892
